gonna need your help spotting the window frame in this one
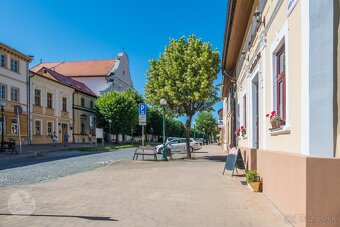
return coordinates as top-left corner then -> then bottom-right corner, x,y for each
47,121 -> 53,136
0,53 -> 6,68
0,116 -> 6,135
10,87 -> 19,103
275,45 -> 286,123
35,120 -> 42,136
34,89 -> 41,106
0,83 -> 7,100
10,118 -> 18,135
47,92 -> 53,109
10,58 -> 19,73
81,97 -> 85,107
62,97 -> 67,112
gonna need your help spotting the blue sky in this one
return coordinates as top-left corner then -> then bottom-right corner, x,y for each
1,0 -> 227,122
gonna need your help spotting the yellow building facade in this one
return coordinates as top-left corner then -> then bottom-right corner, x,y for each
0,42 -> 32,144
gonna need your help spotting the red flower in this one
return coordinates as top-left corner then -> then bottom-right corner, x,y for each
241,126 -> 244,129
266,114 -> 270,117
271,111 -> 276,115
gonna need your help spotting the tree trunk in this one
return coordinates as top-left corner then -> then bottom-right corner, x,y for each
185,115 -> 192,158
115,134 -> 119,144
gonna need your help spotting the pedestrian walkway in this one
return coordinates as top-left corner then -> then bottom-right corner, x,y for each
0,145 -> 290,227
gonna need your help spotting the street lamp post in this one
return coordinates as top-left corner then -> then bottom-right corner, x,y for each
108,119 -> 112,145
160,99 -> 167,161
0,102 -> 5,148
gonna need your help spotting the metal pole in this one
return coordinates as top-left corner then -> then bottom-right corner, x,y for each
18,114 -> 22,153
1,106 -> 4,147
161,106 -> 167,161
109,122 -> 111,145
142,125 -> 144,146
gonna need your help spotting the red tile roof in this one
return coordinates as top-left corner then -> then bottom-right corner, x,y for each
37,67 -> 97,97
31,59 -> 117,77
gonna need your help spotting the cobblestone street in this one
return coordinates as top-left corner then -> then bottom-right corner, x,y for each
0,148 -> 136,188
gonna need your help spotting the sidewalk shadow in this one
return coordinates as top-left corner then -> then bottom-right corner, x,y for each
199,155 -> 227,162
0,151 -> 100,171
0,213 -> 118,221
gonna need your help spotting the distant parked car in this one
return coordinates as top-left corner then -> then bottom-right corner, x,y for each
194,138 -> 204,146
156,138 -> 202,154
166,137 -> 178,143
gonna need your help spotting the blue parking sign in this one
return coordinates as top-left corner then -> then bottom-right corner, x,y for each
139,103 -> 147,115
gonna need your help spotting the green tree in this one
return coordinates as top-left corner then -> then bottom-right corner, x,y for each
195,111 -> 217,142
96,91 -> 138,143
145,35 -> 220,158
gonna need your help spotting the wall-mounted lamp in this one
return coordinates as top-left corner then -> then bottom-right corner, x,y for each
254,10 -> 265,26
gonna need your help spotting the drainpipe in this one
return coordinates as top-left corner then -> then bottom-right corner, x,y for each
27,56 -> 34,145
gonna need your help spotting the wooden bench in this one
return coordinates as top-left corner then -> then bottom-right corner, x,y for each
133,146 -> 158,160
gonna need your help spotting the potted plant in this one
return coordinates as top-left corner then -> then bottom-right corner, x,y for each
245,170 -> 262,192
266,111 -> 283,129
234,129 -> 240,137
240,126 -> 246,136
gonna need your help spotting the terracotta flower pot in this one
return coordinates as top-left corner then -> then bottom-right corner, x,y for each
271,120 -> 282,129
249,182 -> 262,192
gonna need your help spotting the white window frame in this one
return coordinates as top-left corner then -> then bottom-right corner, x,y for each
270,21 -> 290,131
10,58 -> 19,73
0,53 -> 6,68
0,83 -> 7,100
10,87 -> 19,103
10,118 -> 18,135
47,121 -> 54,136
34,119 -> 43,136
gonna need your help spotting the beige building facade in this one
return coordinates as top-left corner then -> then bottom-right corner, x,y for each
35,68 -> 97,144
222,0 -> 340,226
30,72 -> 73,144
0,42 -> 32,144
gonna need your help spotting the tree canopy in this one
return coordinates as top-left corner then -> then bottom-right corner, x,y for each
195,111 -> 217,140
96,90 -> 138,141
145,35 -> 220,158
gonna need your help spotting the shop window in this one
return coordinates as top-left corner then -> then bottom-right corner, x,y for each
47,122 -> 53,135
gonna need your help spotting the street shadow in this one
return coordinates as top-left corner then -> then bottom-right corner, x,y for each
0,151 -> 104,171
0,213 -> 118,221
199,155 -> 227,162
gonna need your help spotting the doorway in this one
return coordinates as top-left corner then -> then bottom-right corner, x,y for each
61,123 -> 68,142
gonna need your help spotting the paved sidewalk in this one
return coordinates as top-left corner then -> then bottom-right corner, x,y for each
0,145 -> 290,227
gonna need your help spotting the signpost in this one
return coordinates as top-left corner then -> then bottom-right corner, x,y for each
139,103 -> 147,146
14,105 -> 23,154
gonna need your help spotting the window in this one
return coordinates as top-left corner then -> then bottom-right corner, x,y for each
62,97 -> 67,111
47,93 -> 53,108
47,122 -> 53,135
11,88 -> 19,102
90,100 -> 93,109
10,59 -> 19,72
276,45 -> 286,122
81,98 -> 85,107
0,116 -> 6,135
0,84 -> 6,100
0,54 -> 6,67
35,120 -> 41,136
11,119 -> 18,135
243,94 -> 247,128
35,89 -> 41,106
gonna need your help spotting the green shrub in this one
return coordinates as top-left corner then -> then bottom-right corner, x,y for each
245,170 -> 260,183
